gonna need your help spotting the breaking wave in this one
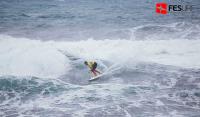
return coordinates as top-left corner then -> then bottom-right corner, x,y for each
0,23 -> 200,117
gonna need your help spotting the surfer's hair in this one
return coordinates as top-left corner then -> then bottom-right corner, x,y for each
84,61 -> 88,65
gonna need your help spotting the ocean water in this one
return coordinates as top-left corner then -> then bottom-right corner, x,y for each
0,0 -> 200,117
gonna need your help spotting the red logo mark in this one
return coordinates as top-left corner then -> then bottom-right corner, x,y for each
156,3 -> 168,14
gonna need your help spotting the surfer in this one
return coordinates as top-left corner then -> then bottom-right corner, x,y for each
84,61 -> 101,77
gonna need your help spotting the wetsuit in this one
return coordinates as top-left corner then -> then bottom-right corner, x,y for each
87,61 -> 97,71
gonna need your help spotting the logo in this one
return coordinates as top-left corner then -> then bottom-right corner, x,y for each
156,3 -> 168,14
156,2 -> 194,15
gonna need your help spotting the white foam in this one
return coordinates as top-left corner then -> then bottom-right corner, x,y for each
0,35 -> 70,78
55,39 -> 200,69
1,34 -> 200,78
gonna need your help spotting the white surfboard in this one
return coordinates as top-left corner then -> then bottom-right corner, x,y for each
88,64 -> 121,81
89,73 -> 105,81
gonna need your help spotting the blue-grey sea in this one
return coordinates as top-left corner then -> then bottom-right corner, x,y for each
0,0 -> 200,117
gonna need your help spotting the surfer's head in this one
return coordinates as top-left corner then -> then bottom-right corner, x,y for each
84,61 -> 88,65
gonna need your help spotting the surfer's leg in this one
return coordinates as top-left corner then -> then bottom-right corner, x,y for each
94,69 -> 101,74
94,63 -> 101,74
91,70 -> 97,76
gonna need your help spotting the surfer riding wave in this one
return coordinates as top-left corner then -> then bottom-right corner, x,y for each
84,61 -> 101,77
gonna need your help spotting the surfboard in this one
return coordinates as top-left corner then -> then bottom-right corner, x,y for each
88,64 -> 121,81
89,73 -> 105,81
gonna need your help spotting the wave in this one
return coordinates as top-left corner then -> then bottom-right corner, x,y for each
130,22 -> 200,40
0,35 -> 70,78
0,31 -> 200,78
1,65 -> 199,116
0,76 -> 66,103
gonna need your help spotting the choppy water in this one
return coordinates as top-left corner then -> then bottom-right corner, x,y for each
0,0 -> 200,117
0,0 -> 200,40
